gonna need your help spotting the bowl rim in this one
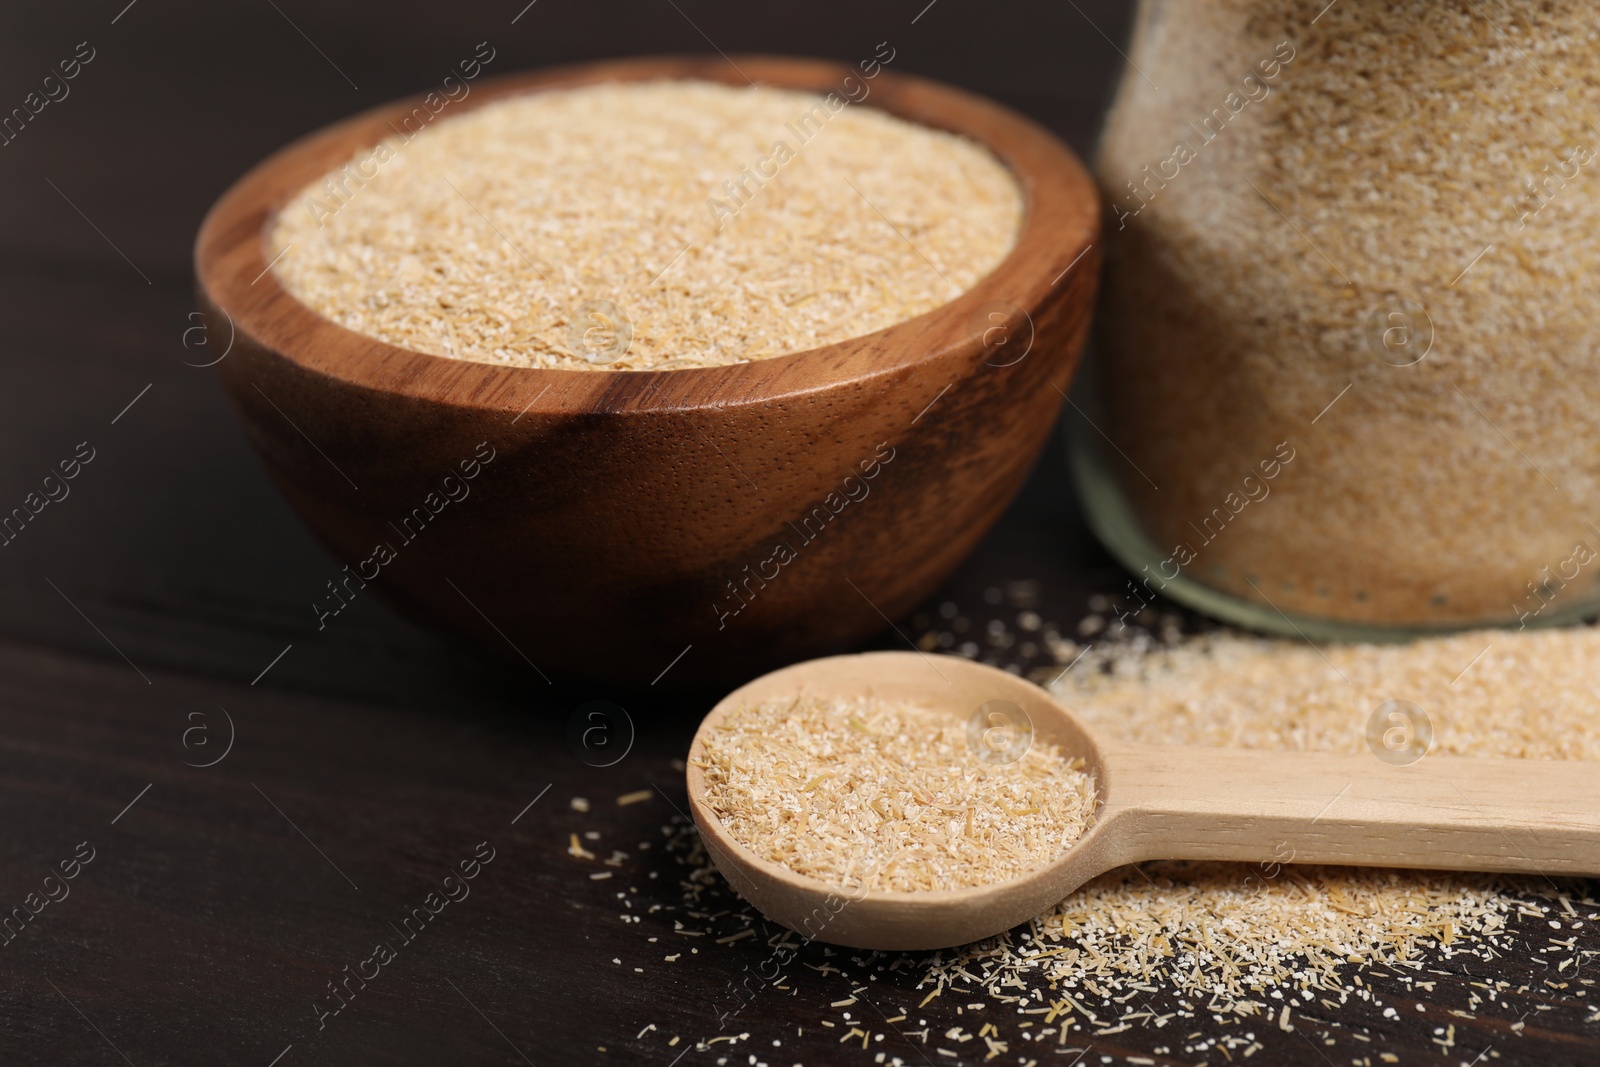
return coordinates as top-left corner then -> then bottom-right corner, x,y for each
194,54 -> 1099,417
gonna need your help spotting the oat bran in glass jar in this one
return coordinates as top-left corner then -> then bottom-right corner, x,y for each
1076,0 -> 1600,638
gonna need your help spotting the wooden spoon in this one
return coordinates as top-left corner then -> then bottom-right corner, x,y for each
686,651 -> 1600,951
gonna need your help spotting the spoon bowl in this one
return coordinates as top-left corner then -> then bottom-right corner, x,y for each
688,650 -> 1115,951
687,651 -> 1600,951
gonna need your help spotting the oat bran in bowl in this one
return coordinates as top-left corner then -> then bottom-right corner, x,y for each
194,56 -> 1100,685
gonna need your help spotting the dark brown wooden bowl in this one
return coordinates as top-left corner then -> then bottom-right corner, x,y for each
194,56 -> 1099,689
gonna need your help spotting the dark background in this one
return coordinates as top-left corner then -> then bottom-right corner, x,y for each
0,2 -> 1594,1065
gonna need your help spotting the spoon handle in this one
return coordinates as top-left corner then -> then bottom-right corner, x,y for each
1101,742 -> 1600,877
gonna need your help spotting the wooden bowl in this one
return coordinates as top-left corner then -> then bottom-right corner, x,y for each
194,56 -> 1100,688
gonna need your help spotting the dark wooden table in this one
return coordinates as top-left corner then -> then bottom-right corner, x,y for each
1,2 -> 1595,1064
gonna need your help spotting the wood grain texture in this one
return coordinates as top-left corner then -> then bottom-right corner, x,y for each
1103,743 -> 1600,875
195,56 -> 1101,687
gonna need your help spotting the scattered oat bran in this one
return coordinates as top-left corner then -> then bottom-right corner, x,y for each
1054,627 -> 1600,761
648,618 -> 1598,1057
696,695 -> 1097,893
271,80 -> 1022,370
567,832 -> 595,860
1094,1 -> 1600,623
921,626 -> 1600,1012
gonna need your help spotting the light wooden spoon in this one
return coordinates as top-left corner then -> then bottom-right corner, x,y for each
685,650 -> 1600,951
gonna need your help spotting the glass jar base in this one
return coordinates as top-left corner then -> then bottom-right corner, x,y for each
1067,420 -> 1599,643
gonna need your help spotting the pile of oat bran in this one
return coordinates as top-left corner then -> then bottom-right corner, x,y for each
271,80 -> 1022,370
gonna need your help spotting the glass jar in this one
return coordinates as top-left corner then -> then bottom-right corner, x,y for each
1077,0 -> 1600,639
